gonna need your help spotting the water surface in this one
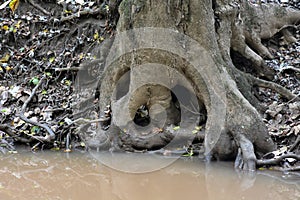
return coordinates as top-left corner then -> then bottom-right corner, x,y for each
0,149 -> 299,200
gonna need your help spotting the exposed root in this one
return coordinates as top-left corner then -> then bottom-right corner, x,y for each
281,28 -> 298,44
257,153 -> 300,166
280,66 -> 300,73
18,76 -> 55,142
245,32 -> 274,59
0,124 -> 32,143
245,72 -> 299,101
234,134 -> 256,171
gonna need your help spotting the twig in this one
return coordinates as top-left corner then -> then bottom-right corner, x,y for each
257,153 -> 300,166
289,134 -> 300,152
0,124 -> 34,143
18,76 -> 55,142
54,67 -> 83,71
27,0 -> 50,15
60,8 -> 105,22
286,93 -> 300,104
72,117 -> 110,125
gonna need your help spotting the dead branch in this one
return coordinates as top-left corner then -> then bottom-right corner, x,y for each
60,8 -> 105,22
18,76 -> 55,142
72,117 -> 110,125
0,124 -> 33,143
289,135 -> 300,152
27,0 -> 50,15
54,67 -> 83,71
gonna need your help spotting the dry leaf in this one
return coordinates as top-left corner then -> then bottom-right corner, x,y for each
9,0 -> 19,13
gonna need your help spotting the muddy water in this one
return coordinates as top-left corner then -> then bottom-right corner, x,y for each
0,149 -> 299,200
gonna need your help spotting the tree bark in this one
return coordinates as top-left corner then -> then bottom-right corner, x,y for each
88,0 -> 300,170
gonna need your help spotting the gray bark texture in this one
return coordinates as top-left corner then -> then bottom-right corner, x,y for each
83,0 -> 300,170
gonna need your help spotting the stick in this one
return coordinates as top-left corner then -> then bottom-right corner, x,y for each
60,8 -> 105,22
27,0 -> 50,15
19,76 -> 55,142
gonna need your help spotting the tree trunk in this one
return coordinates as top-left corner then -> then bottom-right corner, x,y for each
84,0 -> 300,170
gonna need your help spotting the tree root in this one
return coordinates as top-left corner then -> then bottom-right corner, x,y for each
245,72 -> 299,101
281,28 -> 297,44
280,66 -> 300,73
257,153 -> 300,167
18,76 -> 55,142
234,134 -> 256,171
0,124 -> 32,143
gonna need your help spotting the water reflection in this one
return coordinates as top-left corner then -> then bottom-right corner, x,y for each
0,149 -> 299,200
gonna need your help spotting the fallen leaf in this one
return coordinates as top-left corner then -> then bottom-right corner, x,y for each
30,77 -> 39,85
0,54 -> 10,63
9,0 -> 19,13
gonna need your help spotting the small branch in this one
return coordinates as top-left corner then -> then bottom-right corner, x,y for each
0,124 -> 33,143
72,117 -> 110,125
19,76 -> 55,142
21,77 -> 45,112
19,114 -> 55,142
54,67 -> 83,72
289,134 -> 300,152
286,93 -> 300,104
27,0 -> 50,15
61,8 -> 105,22
257,153 -> 300,166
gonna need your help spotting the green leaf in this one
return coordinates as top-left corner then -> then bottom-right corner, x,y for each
30,126 -> 40,134
173,126 -> 180,131
105,5 -> 109,12
30,77 -> 39,85
192,130 -> 198,134
51,147 -> 60,151
182,149 -> 193,157
49,57 -> 55,63
41,90 -> 47,95
1,109 -> 7,113
64,80 -> 71,86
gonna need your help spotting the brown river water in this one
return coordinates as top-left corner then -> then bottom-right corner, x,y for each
0,148 -> 299,200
